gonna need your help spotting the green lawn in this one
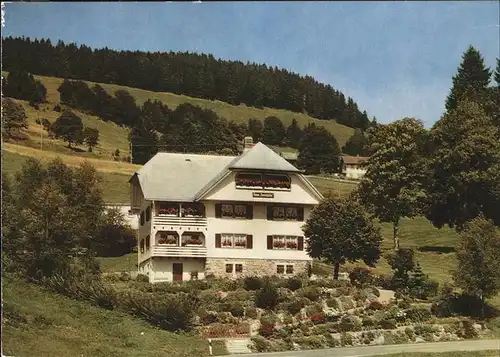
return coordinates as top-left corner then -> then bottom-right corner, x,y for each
98,253 -> 138,273
2,274 -> 211,357
3,71 -> 354,148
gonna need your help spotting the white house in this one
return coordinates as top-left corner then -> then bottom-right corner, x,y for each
129,139 -> 323,283
341,155 -> 369,180
104,204 -> 139,230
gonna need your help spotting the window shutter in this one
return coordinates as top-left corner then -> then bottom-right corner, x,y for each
246,205 -> 253,219
297,236 -> 304,251
246,235 -> 253,249
267,205 -> 273,220
298,207 -> 304,221
215,203 -> 222,218
215,234 -> 221,248
267,235 -> 273,250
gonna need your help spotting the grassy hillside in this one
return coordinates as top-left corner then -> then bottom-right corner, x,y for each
2,274 -> 212,357
2,71 -> 354,148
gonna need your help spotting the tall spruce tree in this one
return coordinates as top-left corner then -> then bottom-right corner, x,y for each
297,123 -> 341,175
342,128 -> 368,156
445,46 -> 491,112
284,118 -> 303,149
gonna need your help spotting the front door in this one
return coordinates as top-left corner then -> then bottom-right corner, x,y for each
173,263 -> 183,281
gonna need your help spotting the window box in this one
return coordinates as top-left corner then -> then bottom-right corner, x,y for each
267,235 -> 304,251
158,233 -> 178,245
267,205 -> 304,221
158,207 -> 179,216
216,234 -> 253,249
181,204 -> 205,218
216,203 -> 253,219
182,238 -> 204,246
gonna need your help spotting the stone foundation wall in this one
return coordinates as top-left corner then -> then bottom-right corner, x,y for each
206,258 -> 310,278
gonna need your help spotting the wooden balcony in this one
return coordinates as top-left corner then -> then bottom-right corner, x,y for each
153,245 -> 207,257
153,215 -> 208,227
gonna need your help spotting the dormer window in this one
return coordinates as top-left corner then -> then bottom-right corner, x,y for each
235,172 -> 291,191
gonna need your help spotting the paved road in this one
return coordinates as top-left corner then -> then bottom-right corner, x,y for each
227,339 -> 500,357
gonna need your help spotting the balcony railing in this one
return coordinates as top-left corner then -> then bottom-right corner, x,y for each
153,245 -> 207,257
153,215 -> 208,227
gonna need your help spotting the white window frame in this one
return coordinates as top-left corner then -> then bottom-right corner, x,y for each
272,235 -> 298,250
221,233 -> 248,249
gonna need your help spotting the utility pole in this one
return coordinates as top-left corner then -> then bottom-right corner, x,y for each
129,142 -> 133,164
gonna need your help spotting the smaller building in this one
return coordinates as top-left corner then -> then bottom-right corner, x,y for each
105,204 -> 139,230
340,155 -> 369,180
279,151 -> 298,167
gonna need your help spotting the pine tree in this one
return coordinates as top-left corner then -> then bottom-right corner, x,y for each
342,129 -> 368,156
284,118 -> 303,149
298,123 -> 341,175
261,116 -> 286,146
445,46 -> 492,112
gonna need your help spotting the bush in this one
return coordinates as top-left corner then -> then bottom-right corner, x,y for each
198,309 -> 218,325
294,336 -> 326,349
406,307 -> 432,323
255,282 -> 279,310
305,303 -> 323,317
44,274 -> 117,310
431,292 -> 491,318
362,316 -> 376,328
414,324 -> 437,336
251,336 -> 273,352
298,286 -> 321,302
326,298 -> 340,309
379,318 -> 397,330
258,323 -> 276,338
244,276 -> 264,291
285,277 -> 303,291
383,331 -> 408,345
228,302 -> 245,318
287,298 -> 306,315
339,295 -> 356,310
245,306 -> 258,319
368,300 -> 384,311
136,274 -> 149,283
260,312 -> 279,326
405,327 -> 416,341
340,332 -> 353,346
457,320 -> 479,339
349,267 -> 375,287
121,291 -> 196,332
339,315 -> 362,332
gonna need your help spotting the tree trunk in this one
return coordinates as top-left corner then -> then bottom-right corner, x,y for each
333,262 -> 340,280
88,146 -> 92,152
393,219 -> 400,250
480,291 -> 485,320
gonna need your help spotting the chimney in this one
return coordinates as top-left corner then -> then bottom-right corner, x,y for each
242,136 -> 254,154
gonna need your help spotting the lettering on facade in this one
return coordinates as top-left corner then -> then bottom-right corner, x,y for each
252,192 -> 274,198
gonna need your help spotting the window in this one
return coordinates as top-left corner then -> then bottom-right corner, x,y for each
157,203 -> 179,216
216,234 -> 253,249
182,203 -> 205,217
145,235 -> 150,250
140,239 -> 145,253
225,263 -> 243,274
226,264 -> 233,273
277,265 -> 285,274
267,205 -> 303,221
235,172 -> 291,190
276,264 -> 294,275
235,264 -> 243,273
267,235 -> 304,250
216,203 -> 253,219
140,211 -> 145,226
146,207 -> 151,222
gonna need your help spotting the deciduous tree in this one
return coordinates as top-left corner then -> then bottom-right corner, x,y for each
454,216 -> 500,318
357,118 -> 428,250
303,197 -> 382,280
50,110 -> 84,148
83,127 -> 100,152
2,97 -> 28,139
